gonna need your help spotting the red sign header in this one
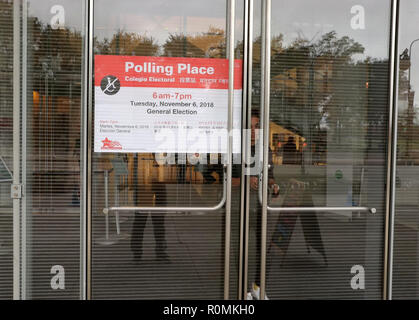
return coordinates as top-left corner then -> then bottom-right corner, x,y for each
94,55 -> 243,90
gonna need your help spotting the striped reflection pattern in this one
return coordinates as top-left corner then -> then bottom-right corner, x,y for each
247,0 -> 391,299
0,0 -> 14,300
393,0 -> 419,300
91,0 -> 244,299
22,0 -> 84,299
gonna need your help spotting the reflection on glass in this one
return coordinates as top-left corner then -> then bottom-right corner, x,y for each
0,0 -> 14,299
23,0 -> 84,298
247,0 -> 390,300
92,0 -> 243,299
393,0 -> 419,300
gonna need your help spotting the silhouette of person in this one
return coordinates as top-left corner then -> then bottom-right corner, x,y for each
282,136 -> 298,164
204,109 -> 279,299
244,110 -> 279,299
131,155 -> 169,263
175,153 -> 187,184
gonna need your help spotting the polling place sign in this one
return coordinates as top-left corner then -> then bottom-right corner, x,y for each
94,55 -> 242,153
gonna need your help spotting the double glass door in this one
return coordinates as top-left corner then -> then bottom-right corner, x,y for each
89,0 -> 390,300
2,0 -> 396,299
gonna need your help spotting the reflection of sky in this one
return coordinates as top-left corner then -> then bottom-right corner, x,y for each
399,0 -> 419,124
27,0 -> 83,32
254,0 -> 390,61
27,0 -> 391,61
26,0 -> 244,46
94,0 -> 230,44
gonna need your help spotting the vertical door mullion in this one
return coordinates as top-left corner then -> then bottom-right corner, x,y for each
80,0 -> 92,301
21,0 -> 28,300
384,0 -> 400,300
224,0 -> 236,300
238,0 -> 248,300
260,0 -> 271,300
85,0 -> 94,301
241,0 -> 254,300
12,0 -> 21,301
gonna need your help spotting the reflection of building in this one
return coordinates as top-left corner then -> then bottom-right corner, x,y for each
399,45 -> 419,161
270,122 -> 305,165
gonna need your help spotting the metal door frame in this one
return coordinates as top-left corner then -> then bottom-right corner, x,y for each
12,0 -> 21,300
84,0 -> 238,300
242,0 -> 400,300
385,0 -> 400,300
10,0 -> 90,300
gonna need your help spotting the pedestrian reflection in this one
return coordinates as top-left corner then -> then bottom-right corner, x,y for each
131,154 -> 169,264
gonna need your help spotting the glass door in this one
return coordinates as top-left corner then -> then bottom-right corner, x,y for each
0,0 -> 16,299
2,0 -> 86,300
90,0 -> 244,299
245,0 -> 392,299
21,0 -> 85,299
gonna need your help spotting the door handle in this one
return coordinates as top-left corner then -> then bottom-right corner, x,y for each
103,166 -> 228,215
256,172 -> 376,214
266,205 -> 376,214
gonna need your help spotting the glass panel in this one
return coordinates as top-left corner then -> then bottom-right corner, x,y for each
0,0 -> 14,299
23,0 -> 84,298
393,0 -> 419,299
247,0 -> 390,299
92,0 -> 244,299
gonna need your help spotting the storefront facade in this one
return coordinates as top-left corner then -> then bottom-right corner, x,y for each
0,0 -> 418,299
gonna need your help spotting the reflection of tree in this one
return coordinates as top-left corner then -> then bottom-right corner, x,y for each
162,34 -> 206,57
248,35 -> 284,106
0,1 -> 13,75
0,0 -> 13,163
251,31 -> 388,163
302,32 -> 364,62
94,31 -> 159,56
28,16 -> 83,96
0,6 -> 86,208
0,5 -> 84,156
26,15 -> 84,157
1,4 -> 84,98
93,26 -> 230,58
94,26 -> 239,59
248,34 -> 284,64
162,27 -> 226,58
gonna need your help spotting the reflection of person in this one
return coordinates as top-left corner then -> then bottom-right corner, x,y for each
199,109 -> 278,299
282,136 -> 298,164
175,153 -> 187,183
239,110 -> 279,300
131,155 -> 169,263
190,110 -> 280,299
200,154 -> 223,184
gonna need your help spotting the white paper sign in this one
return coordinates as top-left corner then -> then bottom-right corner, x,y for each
94,55 -> 242,153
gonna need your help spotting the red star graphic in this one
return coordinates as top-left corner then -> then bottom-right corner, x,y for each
102,137 -> 112,147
